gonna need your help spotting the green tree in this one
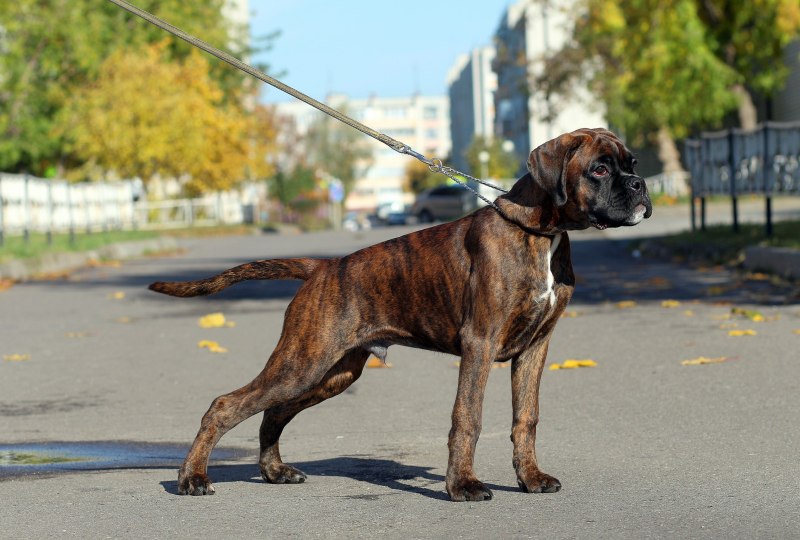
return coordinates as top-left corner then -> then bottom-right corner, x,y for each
304,109 -> 372,198
404,158 -> 445,194
0,0 -> 260,175
697,0 -> 800,128
537,0 -> 739,173
269,165 -> 319,218
465,136 -> 519,179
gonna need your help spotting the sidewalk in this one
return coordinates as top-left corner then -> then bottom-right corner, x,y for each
0,236 -> 179,281
603,197 -> 800,280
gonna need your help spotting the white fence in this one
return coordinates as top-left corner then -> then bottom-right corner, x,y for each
0,173 -> 254,239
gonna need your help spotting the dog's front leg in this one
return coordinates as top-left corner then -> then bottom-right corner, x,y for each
446,342 -> 495,502
511,339 -> 561,493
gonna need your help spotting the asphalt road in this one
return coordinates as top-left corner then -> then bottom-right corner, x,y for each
1,207 -> 799,539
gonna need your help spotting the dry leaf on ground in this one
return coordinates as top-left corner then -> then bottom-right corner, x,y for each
793,329 -> 800,335
549,359 -> 597,370
0,279 -> 14,292
615,301 -> 637,309
3,354 -> 31,362
647,277 -> 672,288
683,310 -> 695,317
366,356 -> 392,369
681,356 -> 731,366
198,312 -> 236,328
560,311 -> 580,318
661,300 -> 681,308
198,340 -> 227,353
705,286 -> 727,296
728,329 -> 757,337
107,291 -> 126,300
731,308 -> 765,322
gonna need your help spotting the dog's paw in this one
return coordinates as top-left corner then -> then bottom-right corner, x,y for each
517,470 -> 561,494
261,463 -> 307,484
447,478 -> 494,502
178,472 -> 215,496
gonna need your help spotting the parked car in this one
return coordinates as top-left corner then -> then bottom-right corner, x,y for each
343,211 -> 371,231
410,185 -> 476,223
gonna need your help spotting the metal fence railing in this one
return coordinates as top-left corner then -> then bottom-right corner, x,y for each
683,122 -> 800,235
0,173 -> 254,246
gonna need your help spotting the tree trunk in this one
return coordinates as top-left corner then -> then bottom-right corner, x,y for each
655,126 -> 689,196
731,84 -> 758,131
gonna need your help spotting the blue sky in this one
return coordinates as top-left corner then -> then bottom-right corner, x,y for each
251,1 -> 513,104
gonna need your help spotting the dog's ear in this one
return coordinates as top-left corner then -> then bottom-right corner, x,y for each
527,134 -> 586,207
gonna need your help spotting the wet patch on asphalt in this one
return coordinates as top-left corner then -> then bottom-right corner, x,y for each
0,441 -> 252,480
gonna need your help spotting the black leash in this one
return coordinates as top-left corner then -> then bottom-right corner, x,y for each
105,0 -> 510,213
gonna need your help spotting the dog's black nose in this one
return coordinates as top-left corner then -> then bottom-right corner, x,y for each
627,176 -> 643,193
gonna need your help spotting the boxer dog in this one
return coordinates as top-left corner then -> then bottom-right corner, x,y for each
150,128 -> 652,501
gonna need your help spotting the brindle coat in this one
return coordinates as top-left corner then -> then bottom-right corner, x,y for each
150,128 -> 652,501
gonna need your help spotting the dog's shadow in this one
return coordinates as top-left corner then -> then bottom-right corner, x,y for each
159,456 -> 518,500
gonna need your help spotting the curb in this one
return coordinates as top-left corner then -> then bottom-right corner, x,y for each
0,236 -> 179,281
743,246 -> 800,280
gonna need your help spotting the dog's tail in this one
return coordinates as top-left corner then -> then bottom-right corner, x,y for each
149,258 -> 323,297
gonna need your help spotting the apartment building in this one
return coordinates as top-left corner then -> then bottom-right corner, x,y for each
274,94 -> 450,212
447,46 -> 498,173
493,0 -> 605,173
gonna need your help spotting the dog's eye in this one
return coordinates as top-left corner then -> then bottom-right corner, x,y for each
592,166 -> 609,177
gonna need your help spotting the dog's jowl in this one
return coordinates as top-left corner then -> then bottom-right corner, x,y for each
150,128 -> 652,501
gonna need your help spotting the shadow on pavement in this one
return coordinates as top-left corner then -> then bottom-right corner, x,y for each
159,457 -> 519,500
21,237 -> 800,306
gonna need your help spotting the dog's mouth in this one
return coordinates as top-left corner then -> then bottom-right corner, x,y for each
590,221 -> 609,230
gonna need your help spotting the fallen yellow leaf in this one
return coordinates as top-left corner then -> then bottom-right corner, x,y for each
198,312 -> 236,328
728,329 -> 757,337
116,316 -> 132,324
793,329 -> 800,335
681,356 -> 730,366
198,340 -> 227,353
107,291 -> 125,300
3,353 -> 31,362
550,359 -> 597,370
0,279 -> 13,292
366,356 -> 392,368
731,308 -> 765,322
89,259 -> 121,268
683,310 -> 695,317
615,301 -> 637,309
661,300 -> 681,308
560,311 -> 580,318
705,286 -> 726,296
647,276 -> 671,287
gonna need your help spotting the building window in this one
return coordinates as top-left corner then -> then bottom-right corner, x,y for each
384,107 -> 407,118
423,106 -> 438,119
425,129 -> 438,139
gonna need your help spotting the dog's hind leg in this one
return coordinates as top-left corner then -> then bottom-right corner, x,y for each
177,343 -> 355,496
258,348 -> 370,484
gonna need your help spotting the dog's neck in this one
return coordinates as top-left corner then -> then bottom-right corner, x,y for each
494,173 -> 565,235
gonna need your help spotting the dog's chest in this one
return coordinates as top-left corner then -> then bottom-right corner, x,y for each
536,233 -> 562,308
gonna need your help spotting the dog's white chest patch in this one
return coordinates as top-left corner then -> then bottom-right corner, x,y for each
537,233 -> 562,307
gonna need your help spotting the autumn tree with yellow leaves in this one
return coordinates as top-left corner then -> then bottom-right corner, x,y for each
0,0 -> 260,176
58,44 -> 276,194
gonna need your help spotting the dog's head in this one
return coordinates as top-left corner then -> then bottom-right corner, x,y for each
501,128 -> 652,232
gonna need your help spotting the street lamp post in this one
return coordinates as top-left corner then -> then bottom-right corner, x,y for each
478,150 -> 490,180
